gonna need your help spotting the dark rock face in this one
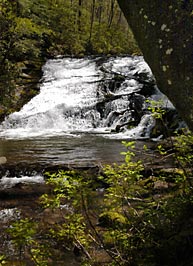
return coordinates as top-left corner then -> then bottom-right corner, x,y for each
97,59 -> 182,136
0,59 -> 43,122
150,109 -> 184,138
117,0 -> 193,131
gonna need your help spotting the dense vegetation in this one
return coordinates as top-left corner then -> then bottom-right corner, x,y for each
0,0 -> 140,119
0,1 -> 193,265
1,130 -> 193,266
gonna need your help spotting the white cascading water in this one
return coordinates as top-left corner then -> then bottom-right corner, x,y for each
0,56 -> 172,140
0,56 -> 177,191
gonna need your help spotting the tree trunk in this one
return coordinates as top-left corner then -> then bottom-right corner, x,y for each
117,0 -> 193,131
78,0 -> 82,32
108,0 -> 116,28
89,0 -> 96,41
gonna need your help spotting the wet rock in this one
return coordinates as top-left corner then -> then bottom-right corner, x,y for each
0,59 -> 43,121
0,182 -> 50,200
154,180 -> 169,190
98,211 -> 126,228
150,109 -> 184,138
0,157 -> 7,165
41,208 -> 66,225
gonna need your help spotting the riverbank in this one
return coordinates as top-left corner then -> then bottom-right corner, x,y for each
1,134 -> 192,266
0,58 -> 44,122
0,137 -> 175,208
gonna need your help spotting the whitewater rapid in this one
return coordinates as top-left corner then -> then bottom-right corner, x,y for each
0,56 -> 179,190
0,56 -> 172,140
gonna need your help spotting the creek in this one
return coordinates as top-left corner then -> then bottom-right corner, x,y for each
0,56 -> 178,265
0,56 -> 175,169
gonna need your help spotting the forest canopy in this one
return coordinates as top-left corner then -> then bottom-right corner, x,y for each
0,0 -> 140,118
0,0 -> 140,59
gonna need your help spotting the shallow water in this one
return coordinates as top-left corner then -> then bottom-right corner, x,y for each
0,134 -> 127,166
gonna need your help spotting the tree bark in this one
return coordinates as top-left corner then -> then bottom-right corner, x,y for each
117,0 -> 193,131
78,0 -> 82,32
89,0 -> 96,41
108,0 -> 116,28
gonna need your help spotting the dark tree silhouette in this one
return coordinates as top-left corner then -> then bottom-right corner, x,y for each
117,0 -> 193,131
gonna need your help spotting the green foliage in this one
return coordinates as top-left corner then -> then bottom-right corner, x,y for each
174,131 -> 193,170
146,99 -> 166,119
0,255 -> 7,266
40,170 -> 93,263
7,218 -> 37,252
101,141 -> 144,210
0,0 -> 139,59
3,130 -> 193,265
7,218 -> 38,265
30,243 -> 51,266
0,0 -> 140,116
98,136 -> 193,266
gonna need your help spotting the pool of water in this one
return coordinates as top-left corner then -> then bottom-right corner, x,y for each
0,134 -> 129,167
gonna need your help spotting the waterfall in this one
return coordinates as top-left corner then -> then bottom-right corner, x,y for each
0,56 -> 173,140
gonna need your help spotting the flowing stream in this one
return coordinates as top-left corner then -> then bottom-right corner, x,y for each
0,56 -> 175,179
0,56 -> 174,139
0,56 -> 177,264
